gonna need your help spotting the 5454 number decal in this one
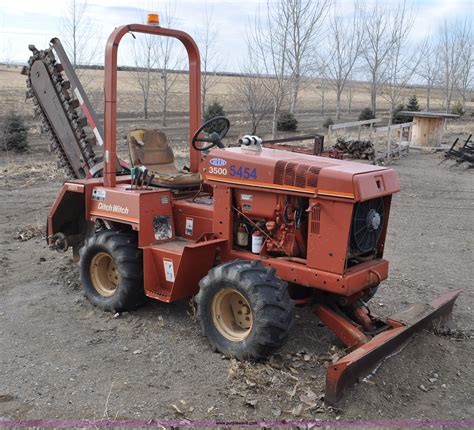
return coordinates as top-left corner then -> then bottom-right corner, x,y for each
230,165 -> 257,180
208,164 -> 258,180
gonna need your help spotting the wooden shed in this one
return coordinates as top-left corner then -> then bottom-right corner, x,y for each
400,111 -> 459,148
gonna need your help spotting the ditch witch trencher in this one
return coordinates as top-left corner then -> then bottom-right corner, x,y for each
23,20 -> 461,405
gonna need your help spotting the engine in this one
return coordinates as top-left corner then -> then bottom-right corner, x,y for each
233,188 -> 387,267
233,189 -> 309,258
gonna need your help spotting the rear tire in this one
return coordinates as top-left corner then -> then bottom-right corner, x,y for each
79,230 -> 145,312
196,260 -> 294,360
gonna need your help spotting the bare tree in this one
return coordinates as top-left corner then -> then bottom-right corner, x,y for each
197,7 -> 221,113
417,37 -> 438,110
437,18 -> 472,112
346,72 -> 355,115
361,2 -> 403,115
319,1 -> 363,119
380,1 -> 419,122
131,33 -> 156,119
153,3 -> 183,126
247,1 -> 291,138
2,38 -> 13,67
232,61 -> 273,134
456,22 -> 473,111
284,0 -> 330,114
61,0 -> 98,73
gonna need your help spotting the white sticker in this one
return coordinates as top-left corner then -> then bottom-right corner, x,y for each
92,188 -> 106,201
241,194 -> 253,201
185,217 -> 194,236
163,259 -> 175,282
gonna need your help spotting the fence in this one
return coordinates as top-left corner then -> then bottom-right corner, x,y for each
327,118 -> 415,163
327,118 -> 382,146
375,121 -> 415,163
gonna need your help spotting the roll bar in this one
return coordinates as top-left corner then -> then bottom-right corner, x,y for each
103,24 -> 201,187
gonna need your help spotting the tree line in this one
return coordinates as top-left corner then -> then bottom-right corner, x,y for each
60,0 -> 472,137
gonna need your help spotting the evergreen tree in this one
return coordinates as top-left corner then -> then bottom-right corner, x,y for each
1,111 -> 28,152
277,111 -> 298,131
405,94 -> 421,112
203,101 -> 226,133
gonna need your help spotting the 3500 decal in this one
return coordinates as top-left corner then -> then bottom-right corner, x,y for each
208,165 -> 257,180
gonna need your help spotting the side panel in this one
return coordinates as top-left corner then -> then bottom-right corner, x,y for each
173,199 -> 214,240
212,186 -> 233,254
47,182 -> 86,244
353,170 -> 400,201
307,198 -> 353,273
143,239 -> 226,302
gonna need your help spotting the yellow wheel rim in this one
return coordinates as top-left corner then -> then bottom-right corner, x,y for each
212,287 -> 253,341
90,252 -> 119,297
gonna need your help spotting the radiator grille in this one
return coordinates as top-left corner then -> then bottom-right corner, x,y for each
274,160 -> 286,184
273,162 -> 321,189
311,204 -> 321,234
306,167 -> 321,188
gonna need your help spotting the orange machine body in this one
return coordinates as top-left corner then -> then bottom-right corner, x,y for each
49,145 -> 400,303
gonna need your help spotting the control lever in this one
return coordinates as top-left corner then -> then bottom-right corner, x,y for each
130,167 -> 136,189
145,173 -> 155,189
139,167 -> 148,189
134,170 -> 142,190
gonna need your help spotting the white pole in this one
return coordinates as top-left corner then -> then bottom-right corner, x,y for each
399,125 -> 403,158
387,126 -> 392,163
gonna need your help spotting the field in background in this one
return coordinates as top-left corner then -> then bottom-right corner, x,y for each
2,63 -> 473,167
1,64 -> 470,121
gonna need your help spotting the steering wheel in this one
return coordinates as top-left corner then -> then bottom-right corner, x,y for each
192,116 -> 230,151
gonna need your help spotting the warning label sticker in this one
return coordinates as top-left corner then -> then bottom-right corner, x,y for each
185,217 -> 194,236
163,258 -> 175,282
92,188 -> 106,202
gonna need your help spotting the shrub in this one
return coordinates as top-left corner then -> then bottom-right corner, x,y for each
358,107 -> 375,122
393,103 -> 409,124
203,101 -> 226,133
277,111 -> 298,131
451,101 -> 465,117
323,117 -> 334,129
393,94 -> 421,123
1,111 -> 28,152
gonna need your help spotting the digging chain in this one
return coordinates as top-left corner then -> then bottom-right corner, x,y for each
24,46 -> 97,179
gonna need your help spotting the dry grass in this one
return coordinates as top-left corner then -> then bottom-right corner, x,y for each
1,64 -> 471,120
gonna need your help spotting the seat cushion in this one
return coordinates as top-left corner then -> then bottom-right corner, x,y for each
151,171 -> 202,187
128,129 -> 201,187
128,129 -> 175,167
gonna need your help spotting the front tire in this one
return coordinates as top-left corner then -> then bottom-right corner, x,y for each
196,260 -> 294,360
79,230 -> 145,312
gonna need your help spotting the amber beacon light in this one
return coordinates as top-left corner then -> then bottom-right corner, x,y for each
147,13 -> 160,26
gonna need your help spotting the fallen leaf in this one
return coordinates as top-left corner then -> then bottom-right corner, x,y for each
291,403 -> 304,416
245,378 -> 256,387
246,398 -> 258,407
286,382 -> 299,398
171,404 -> 184,415
300,389 -> 318,406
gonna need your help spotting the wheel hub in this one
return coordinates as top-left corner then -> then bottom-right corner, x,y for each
367,208 -> 381,231
212,288 -> 253,341
90,252 -> 119,297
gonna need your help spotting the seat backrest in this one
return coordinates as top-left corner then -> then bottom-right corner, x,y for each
128,129 -> 177,173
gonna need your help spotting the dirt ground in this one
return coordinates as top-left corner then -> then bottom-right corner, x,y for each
0,123 -> 473,424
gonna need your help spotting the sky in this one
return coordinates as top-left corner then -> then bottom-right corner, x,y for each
0,0 -> 472,72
